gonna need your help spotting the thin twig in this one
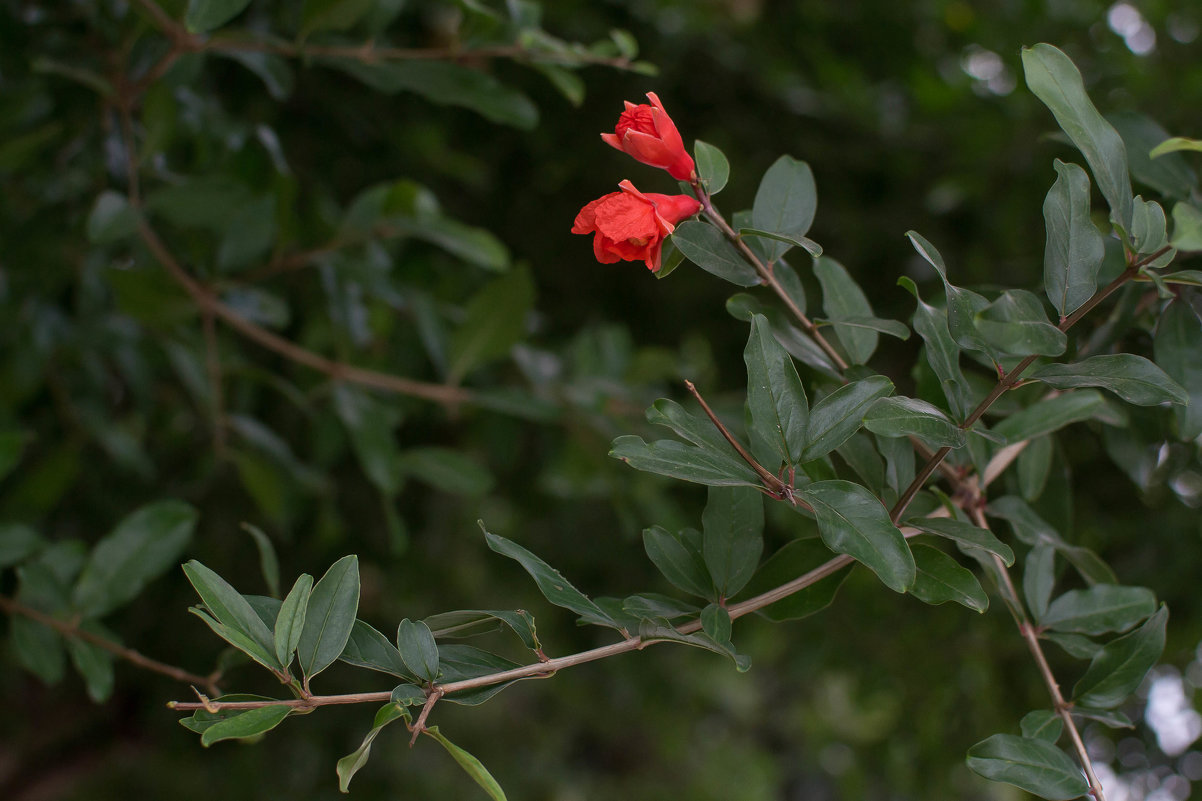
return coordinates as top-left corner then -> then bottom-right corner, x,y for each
968,508 -> 1106,801
0,595 -> 220,695
691,183 -> 850,375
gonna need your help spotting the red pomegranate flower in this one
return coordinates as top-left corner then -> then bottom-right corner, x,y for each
572,180 -> 701,272
601,93 -> 696,181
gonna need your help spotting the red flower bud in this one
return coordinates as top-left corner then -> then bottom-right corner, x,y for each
571,180 -> 701,272
600,92 -> 696,181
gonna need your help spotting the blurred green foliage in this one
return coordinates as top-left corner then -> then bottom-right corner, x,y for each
2,1 -> 1202,799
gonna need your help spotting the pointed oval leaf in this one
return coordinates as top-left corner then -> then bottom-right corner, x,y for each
396,619 -> 440,683
424,727 -> 508,801
642,526 -> 714,600
672,220 -> 761,286
200,704 -> 292,747
814,258 -> 878,364
905,231 -> 995,357
1043,160 -> 1105,317
73,500 -> 197,618
751,156 -> 817,263
423,609 -> 540,653
1170,202 -> 1202,251
0,523 -> 44,569
1073,606 -> 1168,708
182,560 -> 278,667
740,539 -> 852,621
297,555 -> 360,681
975,289 -> 1067,357
185,0 -> 253,33
1021,710 -> 1064,744
863,396 -> 966,449
610,435 -> 761,488
700,603 -> 732,644
966,733 -> 1088,800
273,573 -> 313,669
1032,354 -> 1189,408
1024,544 -> 1057,621
898,276 -> 972,420
1154,301 -> 1202,440
482,529 -> 619,630
802,480 -> 915,592
694,140 -> 729,195
909,544 -> 988,612
337,703 -> 410,792
993,390 -> 1109,443
1040,584 -> 1156,635
798,375 -> 894,462
701,486 -> 764,599
338,620 -> 416,680
1022,43 -> 1133,233
905,517 -> 1015,566
744,314 -> 809,468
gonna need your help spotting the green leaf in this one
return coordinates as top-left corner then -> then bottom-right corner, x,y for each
909,545 -> 987,612
297,555 -> 360,682
184,0 -> 253,32
637,618 -> 751,672
672,221 -> 760,286
241,523 -> 280,599
339,620 -> 415,680
423,610 -> 540,653
739,228 -> 823,258
448,266 -> 534,383
694,140 -> 729,195
86,190 -> 139,244
993,390 -> 1110,443
200,704 -> 292,747
751,156 -> 817,263
324,59 -> 537,129
814,258 -> 877,364
700,603 -> 732,644
1022,43 -> 1134,233
1170,202 -> 1202,252
1024,544 -> 1057,621
744,314 -> 809,468
530,63 -> 584,107
1042,632 -> 1102,660
483,528 -> 619,630
863,396 -> 966,449
1150,136 -> 1202,158
216,51 -> 294,101
740,539 -> 851,621
178,693 -> 275,733
273,574 -> 313,669
1042,160 -> 1105,318
437,644 -> 523,706
642,526 -> 713,600
72,501 -> 197,619
0,523 -> 43,569
183,560 -> 279,669
1154,301 -> 1202,440
966,733 -> 1088,800
988,496 -> 1116,585
898,276 -> 972,420
402,216 -> 511,271
701,486 -> 764,599
906,231 -> 995,358
798,376 -> 894,462
337,703 -> 410,792
65,627 -> 115,703
300,0 -> 374,36
1131,196 -> 1170,258
10,566 -> 67,684
975,289 -> 1067,357
801,480 -> 915,593
905,517 -> 1015,566
1040,584 -> 1156,636
726,293 -> 841,378
610,435 -> 761,488
333,385 -> 405,497
621,594 -> 701,621
1073,606 -> 1168,708
1021,710 -> 1064,744
396,619 -> 441,682
1029,354 -> 1188,407
424,727 -> 509,801
398,447 -> 493,497
816,315 -> 908,341
1109,112 -> 1197,201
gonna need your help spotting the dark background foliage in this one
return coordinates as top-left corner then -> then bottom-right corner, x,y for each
2,0 -> 1201,799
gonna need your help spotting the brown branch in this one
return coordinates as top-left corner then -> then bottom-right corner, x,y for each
0,595 -> 219,695
692,183 -> 851,376
968,507 -> 1105,801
